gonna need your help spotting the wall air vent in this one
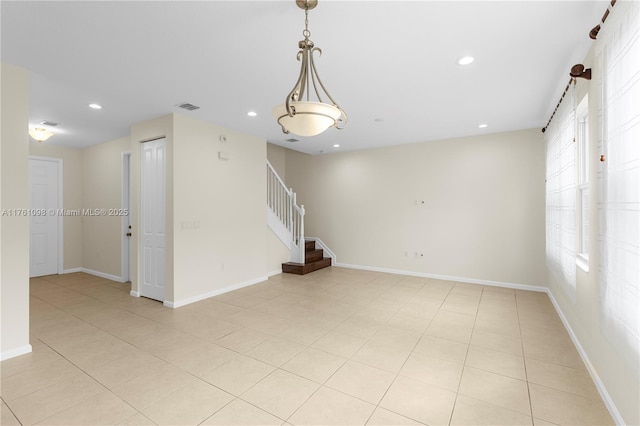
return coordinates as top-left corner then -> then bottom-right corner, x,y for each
176,102 -> 200,111
286,138 -> 299,143
40,121 -> 58,126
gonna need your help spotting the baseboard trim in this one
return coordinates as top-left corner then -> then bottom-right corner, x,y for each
130,290 -> 140,297
81,268 -> 121,282
1,344 -> 33,361
62,267 -> 127,283
166,275 -> 269,309
335,263 -> 545,293
267,269 -> 282,277
545,289 -> 624,425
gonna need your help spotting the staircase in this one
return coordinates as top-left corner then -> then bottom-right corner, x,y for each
282,240 -> 332,275
267,161 -> 332,275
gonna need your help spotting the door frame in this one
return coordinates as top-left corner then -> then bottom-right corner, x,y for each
121,152 -> 131,283
29,156 -> 64,275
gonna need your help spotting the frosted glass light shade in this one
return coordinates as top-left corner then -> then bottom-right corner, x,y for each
29,127 -> 54,142
273,101 -> 341,137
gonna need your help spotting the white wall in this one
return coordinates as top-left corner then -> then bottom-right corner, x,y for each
29,143 -> 83,271
172,114 -> 268,305
1,63 -> 31,360
267,142 -> 286,182
267,228 -> 289,274
285,128 -> 546,288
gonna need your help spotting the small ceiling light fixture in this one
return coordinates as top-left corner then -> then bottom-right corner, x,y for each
273,0 -> 347,137
88,103 -> 102,109
478,123 -> 488,128
247,111 -> 257,117
458,56 -> 474,65
29,127 -> 55,143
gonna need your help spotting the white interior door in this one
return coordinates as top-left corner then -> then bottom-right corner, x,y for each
29,158 -> 59,277
140,138 -> 166,301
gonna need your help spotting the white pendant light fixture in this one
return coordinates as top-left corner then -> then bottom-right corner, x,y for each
29,127 -> 55,143
273,0 -> 347,137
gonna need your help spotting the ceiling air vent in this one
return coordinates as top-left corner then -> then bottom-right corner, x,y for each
176,102 -> 200,111
286,138 -> 299,143
40,120 -> 58,126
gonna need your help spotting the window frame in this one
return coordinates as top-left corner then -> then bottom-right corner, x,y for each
575,95 -> 590,272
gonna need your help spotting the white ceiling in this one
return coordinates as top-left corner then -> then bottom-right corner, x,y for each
2,1 -> 606,155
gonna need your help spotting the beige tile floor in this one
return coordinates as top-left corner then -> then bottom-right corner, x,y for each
1,268 -> 614,426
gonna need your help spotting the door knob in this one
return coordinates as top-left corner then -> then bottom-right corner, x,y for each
126,232 -> 132,237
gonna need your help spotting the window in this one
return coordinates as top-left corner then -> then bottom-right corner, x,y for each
576,95 -> 589,272
545,82 -> 576,301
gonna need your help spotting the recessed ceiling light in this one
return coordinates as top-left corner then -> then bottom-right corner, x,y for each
89,103 -> 102,109
478,123 -> 488,128
458,56 -> 474,65
247,111 -> 257,117
333,144 -> 340,148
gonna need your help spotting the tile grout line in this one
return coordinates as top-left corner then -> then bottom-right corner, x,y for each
0,396 -> 23,426
21,271 -> 611,425
446,283 -> 481,426
28,279 -> 259,424
9,335 -> 145,425
514,290 -> 535,424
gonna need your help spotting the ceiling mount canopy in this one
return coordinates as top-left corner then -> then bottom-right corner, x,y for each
273,0 -> 347,137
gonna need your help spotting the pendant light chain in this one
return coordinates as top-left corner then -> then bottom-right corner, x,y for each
303,8 -> 311,40
303,7 -> 311,102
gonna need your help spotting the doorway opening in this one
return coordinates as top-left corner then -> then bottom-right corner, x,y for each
121,152 -> 131,283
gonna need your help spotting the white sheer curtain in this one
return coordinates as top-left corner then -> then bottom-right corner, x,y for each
545,83 -> 577,301
597,0 -> 640,374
